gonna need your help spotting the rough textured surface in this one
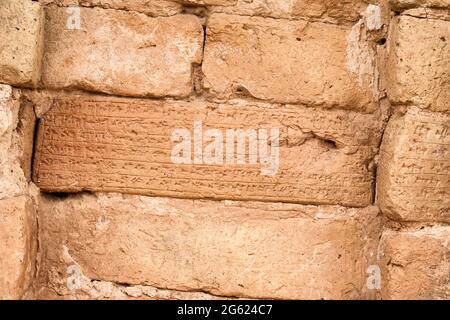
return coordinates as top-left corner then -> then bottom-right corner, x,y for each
39,0 -> 184,16
377,107 -> 450,223
0,85 -> 29,200
33,94 -> 384,207
37,193 -> 384,300
0,0 -> 44,87
0,196 -> 37,299
202,14 -> 379,112
387,16 -> 450,113
390,0 -> 450,9
41,7 -> 203,98
205,0 -> 374,23
379,226 -> 450,300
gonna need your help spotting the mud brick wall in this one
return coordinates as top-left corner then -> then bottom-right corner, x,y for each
0,0 -> 448,300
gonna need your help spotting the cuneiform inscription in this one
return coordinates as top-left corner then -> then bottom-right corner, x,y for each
377,107 -> 450,222
33,95 -> 380,206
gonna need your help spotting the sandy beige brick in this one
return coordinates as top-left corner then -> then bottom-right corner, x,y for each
37,193 -> 384,299
202,14 -> 379,112
0,0 -> 44,87
39,0 -> 183,16
41,7 -> 203,98
377,107 -> 450,222
379,227 -> 450,300
32,94 -> 383,207
205,0 -> 375,23
389,0 -> 450,10
387,16 -> 450,113
0,85 -> 29,200
0,196 -> 37,299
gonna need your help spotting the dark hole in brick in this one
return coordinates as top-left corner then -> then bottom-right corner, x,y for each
377,38 -> 386,45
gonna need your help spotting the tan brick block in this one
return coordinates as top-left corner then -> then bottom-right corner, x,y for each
205,0 -> 374,23
0,0 -> 44,87
389,0 -> 450,10
32,95 -> 383,207
41,7 -> 203,98
0,196 -> 37,299
39,0 -> 183,16
37,193 -> 384,299
387,16 -> 450,113
377,107 -> 450,222
202,14 -> 378,112
0,85 -> 29,200
379,227 -> 450,300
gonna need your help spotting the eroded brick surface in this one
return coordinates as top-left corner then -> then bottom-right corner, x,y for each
387,16 -> 450,113
37,193 -> 383,300
0,196 -> 37,299
0,0 -> 44,87
202,14 -> 379,112
39,0 -> 184,16
41,7 -> 203,98
377,107 -> 450,222
379,227 -> 450,300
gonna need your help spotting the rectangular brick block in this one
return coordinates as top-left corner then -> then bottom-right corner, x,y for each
0,0 -> 44,87
32,95 -> 383,207
204,0 -> 373,23
379,227 -> 450,300
377,107 -> 450,222
0,85 -> 29,200
202,14 -> 378,112
387,16 -> 450,113
39,0 -> 184,16
389,0 -> 450,10
0,196 -> 37,299
37,193 -> 384,299
41,7 -> 203,98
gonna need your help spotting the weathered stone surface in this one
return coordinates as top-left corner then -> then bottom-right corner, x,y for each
379,227 -> 450,300
0,85 -> 29,200
41,7 -> 203,98
377,107 -> 450,222
0,196 -> 37,299
0,0 -> 44,87
33,95 -> 383,207
38,280 -> 231,300
202,14 -> 379,112
204,0 -> 375,23
389,0 -> 450,10
181,0 -> 236,5
37,193 -> 384,299
387,16 -> 450,113
39,0 -> 183,16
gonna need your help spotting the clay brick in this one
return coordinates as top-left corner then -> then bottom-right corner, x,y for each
0,0 -> 44,87
389,0 -> 450,10
0,196 -> 37,299
387,16 -> 450,113
37,193 -> 384,299
39,0 -> 183,17
32,95 -> 383,207
377,107 -> 450,222
204,0 -> 373,23
41,7 -> 203,98
0,85 -> 29,200
379,227 -> 450,300
202,14 -> 378,112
